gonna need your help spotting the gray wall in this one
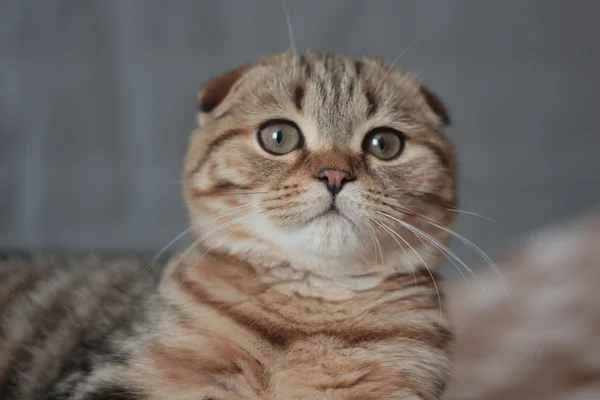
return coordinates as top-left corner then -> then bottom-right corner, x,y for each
2,0 -> 599,275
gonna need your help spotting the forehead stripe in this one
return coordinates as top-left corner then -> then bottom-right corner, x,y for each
294,84 -> 305,112
188,128 -> 248,176
364,88 -> 378,118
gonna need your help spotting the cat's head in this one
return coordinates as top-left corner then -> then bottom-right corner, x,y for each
183,52 -> 456,276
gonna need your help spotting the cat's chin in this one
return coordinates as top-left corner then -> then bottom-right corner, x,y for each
281,213 -> 366,258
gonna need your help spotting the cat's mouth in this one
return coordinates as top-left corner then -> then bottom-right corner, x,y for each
306,204 -> 351,226
322,205 -> 340,216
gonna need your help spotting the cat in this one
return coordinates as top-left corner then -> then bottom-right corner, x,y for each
0,51 -> 456,399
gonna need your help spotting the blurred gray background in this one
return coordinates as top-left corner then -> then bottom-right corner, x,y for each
1,0 -> 599,275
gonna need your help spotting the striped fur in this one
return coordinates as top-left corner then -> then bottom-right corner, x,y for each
1,51 -> 457,398
124,249 -> 451,399
0,253 -> 162,399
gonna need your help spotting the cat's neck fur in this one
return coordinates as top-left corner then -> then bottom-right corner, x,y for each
167,242 -> 435,301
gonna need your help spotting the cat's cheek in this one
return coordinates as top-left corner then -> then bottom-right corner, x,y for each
188,171 -> 212,193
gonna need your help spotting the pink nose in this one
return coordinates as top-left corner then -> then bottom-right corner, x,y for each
317,169 -> 353,195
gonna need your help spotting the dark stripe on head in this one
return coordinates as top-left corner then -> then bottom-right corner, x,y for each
294,84 -> 304,111
347,80 -> 355,96
364,88 -> 378,118
354,60 -> 363,77
189,128 -> 248,176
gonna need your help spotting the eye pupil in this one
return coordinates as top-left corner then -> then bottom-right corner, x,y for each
374,136 -> 387,152
272,129 -> 284,145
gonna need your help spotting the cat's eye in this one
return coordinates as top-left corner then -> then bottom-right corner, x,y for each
363,128 -> 405,161
257,120 -> 303,155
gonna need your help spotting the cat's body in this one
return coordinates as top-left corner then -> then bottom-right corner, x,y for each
0,51 -> 456,399
0,250 -> 447,399
0,253 -> 162,399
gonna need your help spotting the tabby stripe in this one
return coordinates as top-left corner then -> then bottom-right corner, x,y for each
0,262 -> 66,373
0,266 -> 81,394
190,180 -> 254,198
176,271 -> 450,349
188,128 -> 249,176
150,343 -> 242,378
176,276 -> 291,347
0,259 -> 146,398
0,263 -> 103,397
293,83 -> 305,111
33,263 -> 142,397
354,60 -> 363,77
347,80 -> 355,96
382,268 -> 441,287
412,138 -> 451,169
81,386 -> 142,400
364,87 -> 378,118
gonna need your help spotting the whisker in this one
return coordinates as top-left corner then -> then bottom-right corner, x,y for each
209,191 -> 269,196
372,219 -> 417,285
281,0 -> 297,78
388,216 -> 471,288
180,225 -> 247,287
374,231 -> 384,265
367,229 -> 379,264
419,219 -> 508,295
369,226 -> 384,265
165,205 -> 286,285
172,210 -> 257,274
148,206 -> 279,306
380,200 -> 505,293
401,222 -> 489,311
374,219 -> 442,318
378,211 -> 488,296
378,203 -> 470,288
374,39 -> 418,94
153,216 -> 247,300
136,203 -> 256,287
446,207 -> 497,223
392,200 -> 507,294
175,205 -> 288,292
404,220 -> 473,287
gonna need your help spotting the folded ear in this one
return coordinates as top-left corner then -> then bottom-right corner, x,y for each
197,64 -> 251,127
420,85 -> 451,126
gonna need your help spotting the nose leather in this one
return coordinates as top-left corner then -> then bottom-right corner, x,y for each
317,168 -> 353,195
